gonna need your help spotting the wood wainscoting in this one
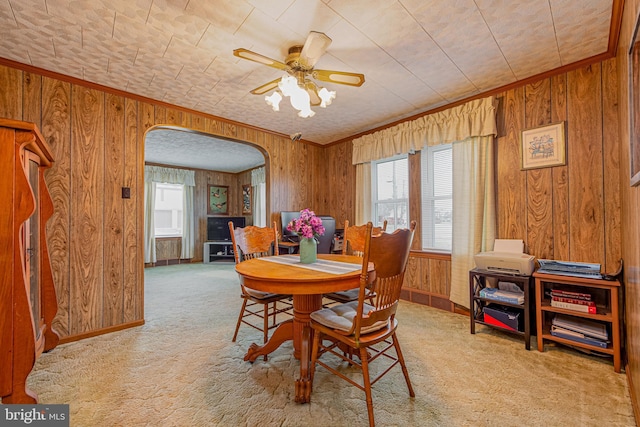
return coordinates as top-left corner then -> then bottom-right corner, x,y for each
151,237 -> 190,267
402,251 -> 454,312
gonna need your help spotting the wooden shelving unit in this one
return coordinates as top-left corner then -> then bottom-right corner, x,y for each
469,269 -> 533,350
533,272 -> 622,373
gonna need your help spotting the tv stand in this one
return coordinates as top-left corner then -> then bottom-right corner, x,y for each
203,241 -> 234,263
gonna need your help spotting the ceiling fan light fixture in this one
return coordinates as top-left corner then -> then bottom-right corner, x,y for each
237,31 -> 364,118
265,91 -> 282,111
273,75 -> 316,118
318,87 -> 336,108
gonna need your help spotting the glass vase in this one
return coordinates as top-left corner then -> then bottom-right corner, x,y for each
299,237 -> 317,264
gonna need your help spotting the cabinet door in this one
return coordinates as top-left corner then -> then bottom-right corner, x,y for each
23,150 -> 43,342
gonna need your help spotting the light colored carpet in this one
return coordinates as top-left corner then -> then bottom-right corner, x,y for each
25,263 -> 635,426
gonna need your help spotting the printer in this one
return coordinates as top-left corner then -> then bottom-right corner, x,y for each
473,239 -> 535,276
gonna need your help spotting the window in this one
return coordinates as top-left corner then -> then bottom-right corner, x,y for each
154,183 -> 183,236
421,145 -> 452,251
372,156 -> 408,232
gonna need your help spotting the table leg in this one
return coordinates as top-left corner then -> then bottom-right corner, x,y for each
244,320 -> 293,362
244,293 -> 322,403
295,325 -> 312,403
292,294 -> 322,403
291,294 -> 322,359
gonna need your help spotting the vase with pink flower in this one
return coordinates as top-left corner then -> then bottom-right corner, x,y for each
286,209 -> 325,264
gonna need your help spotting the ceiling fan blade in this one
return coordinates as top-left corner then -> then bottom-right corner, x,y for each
233,48 -> 288,71
304,82 -> 322,106
312,69 -> 365,87
299,31 -> 332,68
249,78 -> 281,95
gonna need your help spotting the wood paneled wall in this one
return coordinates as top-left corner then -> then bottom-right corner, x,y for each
193,168 -> 240,262
495,59 -> 621,270
0,64 -> 324,341
616,0 -> 640,419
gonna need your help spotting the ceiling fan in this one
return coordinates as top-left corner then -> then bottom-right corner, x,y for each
233,31 -> 365,117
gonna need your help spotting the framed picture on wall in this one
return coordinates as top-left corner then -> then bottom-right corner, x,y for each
520,122 -> 566,170
207,185 -> 228,215
242,184 -> 252,215
629,11 -> 640,186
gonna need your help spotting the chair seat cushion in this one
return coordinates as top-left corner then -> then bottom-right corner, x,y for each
244,287 -> 283,300
324,288 -> 373,303
310,301 -> 388,334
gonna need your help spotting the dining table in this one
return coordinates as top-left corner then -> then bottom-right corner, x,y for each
234,253 -> 372,403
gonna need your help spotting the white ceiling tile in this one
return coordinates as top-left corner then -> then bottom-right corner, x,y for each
162,37 -> 217,72
113,14 -> 172,53
551,0 -> 611,63
248,0 -> 296,20
234,6 -> 299,56
0,0 -> 18,27
185,0 -> 253,34
327,0 -> 397,28
146,1 -> 209,46
475,0 -> 562,77
277,0 -> 342,38
42,0 -> 115,34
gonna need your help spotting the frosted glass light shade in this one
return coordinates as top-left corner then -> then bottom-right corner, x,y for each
265,91 -> 282,111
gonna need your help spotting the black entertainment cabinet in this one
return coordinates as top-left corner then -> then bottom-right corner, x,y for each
469,268 -> 534,350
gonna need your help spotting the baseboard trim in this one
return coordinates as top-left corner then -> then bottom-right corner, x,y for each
58,320 -> 145,345
401,288 -> 455,313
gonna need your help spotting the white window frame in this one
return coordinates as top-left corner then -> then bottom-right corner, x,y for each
154,182 -> 184,237
371,154 -> 409,232
421,144 -> 453,252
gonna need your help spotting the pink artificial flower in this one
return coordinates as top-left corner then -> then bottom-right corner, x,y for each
286,209 -> 325,239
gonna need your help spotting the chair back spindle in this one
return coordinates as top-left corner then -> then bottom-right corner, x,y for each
230,221 -> 279,263
341,219 -> 387,257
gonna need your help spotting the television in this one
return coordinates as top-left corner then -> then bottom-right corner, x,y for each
317,216 -> 336,254
280,211 -> 336,253
207,216 -> 245,241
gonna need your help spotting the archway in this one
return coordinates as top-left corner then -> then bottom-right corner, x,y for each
143,126 -> 269,265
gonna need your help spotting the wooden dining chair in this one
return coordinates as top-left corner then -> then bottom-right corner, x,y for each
341,219 -> 387,256
229,221 -> 292,358
322,219 -> 387,306
309,221 -> 416,427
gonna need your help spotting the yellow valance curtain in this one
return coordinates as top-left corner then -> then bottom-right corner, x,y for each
351,96 -> 497,164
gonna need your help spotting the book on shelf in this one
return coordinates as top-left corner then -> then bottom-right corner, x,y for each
479,287 -> 524,305
550,325 -> 609,348
551,295 -> 596,307
551,314 -> 608,340
551,299 -> 596,313
550,289 -> 592,301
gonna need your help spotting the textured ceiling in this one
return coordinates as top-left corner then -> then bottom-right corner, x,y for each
145,128 -> 265,173
0,0 -> 617,171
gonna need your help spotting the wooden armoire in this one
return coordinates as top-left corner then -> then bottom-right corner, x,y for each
0,119 -> 59,403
